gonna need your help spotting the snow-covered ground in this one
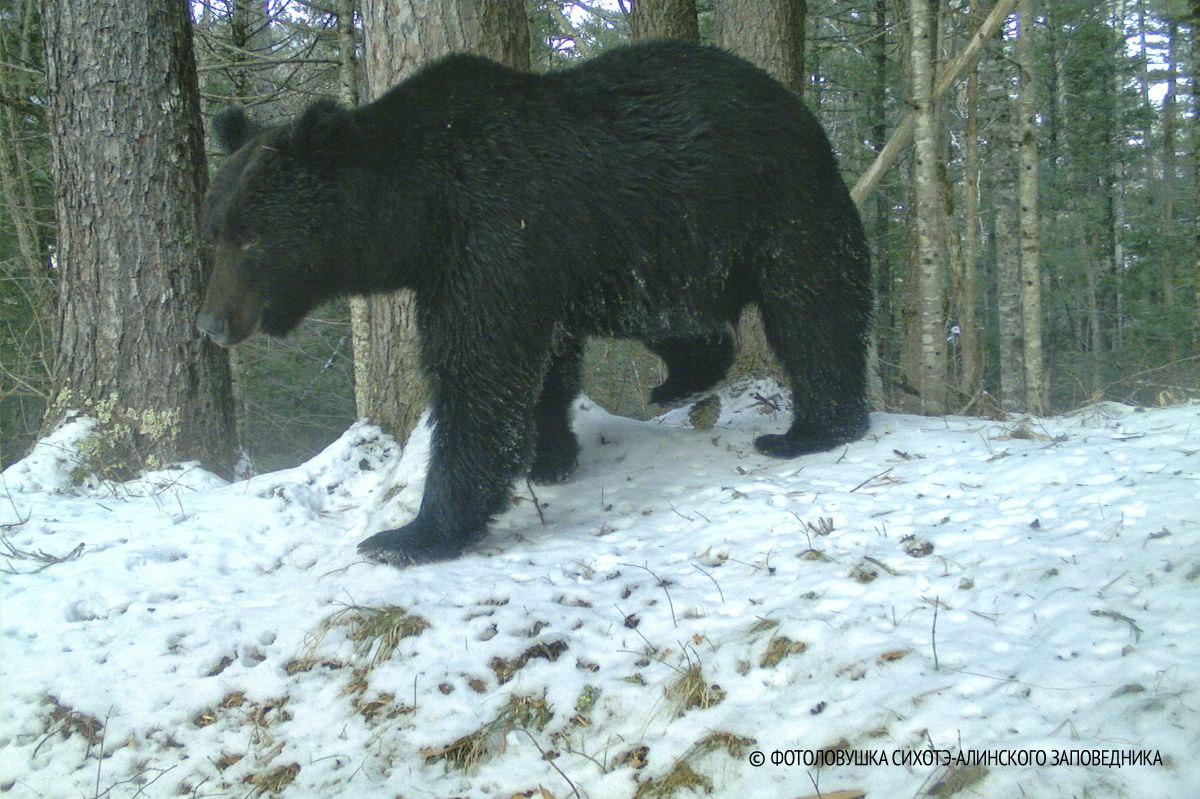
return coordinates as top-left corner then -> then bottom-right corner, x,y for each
2,382 -> 1197,798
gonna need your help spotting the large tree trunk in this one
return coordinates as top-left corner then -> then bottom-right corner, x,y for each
1016,0 -> 1045,413
355,0 -> 529,443
714,0 -> 807,381
631,0 -> 699,42
907,0 -> 947,414
41,0 -> 237,476
714,0 -> 806,93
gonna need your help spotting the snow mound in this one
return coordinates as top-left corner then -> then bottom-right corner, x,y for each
2,395 -> 1198,798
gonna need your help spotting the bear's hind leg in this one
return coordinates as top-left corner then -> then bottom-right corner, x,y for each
646,331 -> 735,406
755,281 -> 870,458
530,336 -> 583,484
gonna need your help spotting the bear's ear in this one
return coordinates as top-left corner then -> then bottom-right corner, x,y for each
212,106 -> 261,154
289,98 -> 347,160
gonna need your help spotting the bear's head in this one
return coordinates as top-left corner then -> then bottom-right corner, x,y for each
197,101 -> 349,347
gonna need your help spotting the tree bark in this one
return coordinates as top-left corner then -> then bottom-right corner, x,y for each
1016,0 -> 1044,413
355,0 -> 529,442
41,0 -> 237,475
631,0 -> 699,43
907,0 -> 947,414
714,0 -> 806,94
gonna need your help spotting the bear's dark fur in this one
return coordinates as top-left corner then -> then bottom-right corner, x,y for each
197,40 -> 871,567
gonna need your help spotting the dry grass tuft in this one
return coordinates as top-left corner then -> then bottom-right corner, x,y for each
283,656 -> 344,675
41,696 -> 104,747
664,664 -> 725,718
929,764 -> 989,797
634,761 -> 711,798
634,732 -> 755,799
244,762 -> 300,796
192,692 -> 290,738
421,694 -> 553,772
490,639 -> 569,684
313,604 -> 429,667
748,618 -> 780,635
760,636 -> 807,668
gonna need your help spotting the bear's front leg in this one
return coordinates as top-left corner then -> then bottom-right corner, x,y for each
358,329 -> 546,567
357,413 -> 528,565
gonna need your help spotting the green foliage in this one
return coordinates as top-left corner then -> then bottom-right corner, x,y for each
236,306 -> 357,471
0,0 -> 55,467
529,0 -> 629,67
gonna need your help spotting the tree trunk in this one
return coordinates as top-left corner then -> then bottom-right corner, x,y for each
1136,0 -> 1151,107
212,0 -> 270,472
714,0 -> 806,93
959,0 -> 983,407
1016,0 -> 1044,413
1080,219 -> 1104,358
1108,1 -> 1125,352
41,0 -> 237,476
714,0 -> 807,381
993,50 -> 1023,410
355,0 -> 529,442
869,0 -> 890,402
631,0 -> 699,42
337,0 -> 360,107
907,0 -> 947,414
1160,17 -> 1178,360
228,0 -> 270,101
336,0 -> 371,420
1191,0 -> 1200,349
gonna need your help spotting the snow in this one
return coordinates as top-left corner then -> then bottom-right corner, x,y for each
2,382 -> 1198,798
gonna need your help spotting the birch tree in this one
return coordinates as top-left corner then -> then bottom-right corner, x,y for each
959,0 -> 983,405
908,0 -> 948,413
992,48 -> 1024,410
1016,0 -> 1045,412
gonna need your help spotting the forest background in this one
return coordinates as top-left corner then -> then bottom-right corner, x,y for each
1,0 -> 1196,473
